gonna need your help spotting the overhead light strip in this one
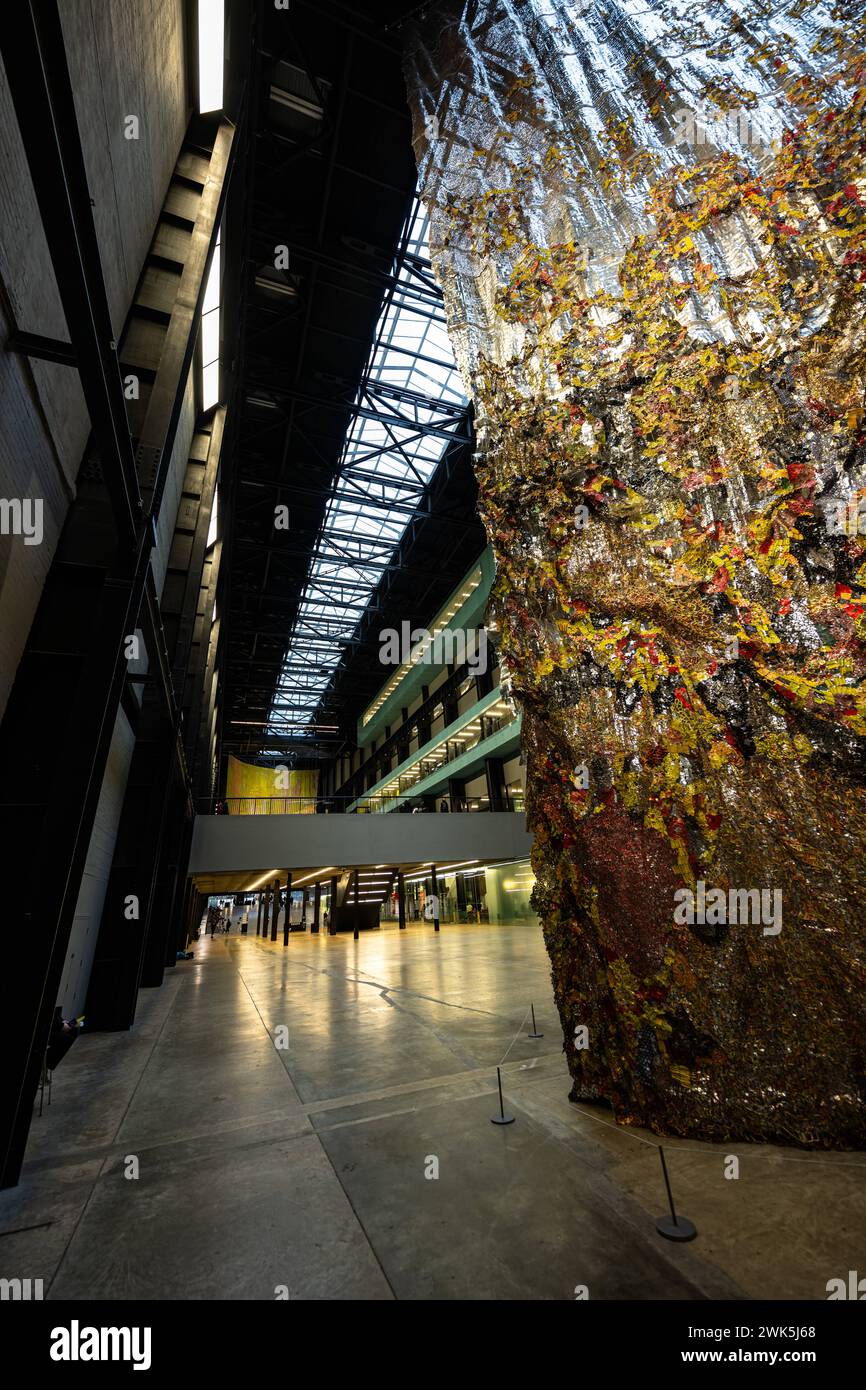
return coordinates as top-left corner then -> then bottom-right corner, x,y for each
197,0 -> 225,114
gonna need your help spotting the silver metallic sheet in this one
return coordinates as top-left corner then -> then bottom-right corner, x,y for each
404,1 -> 866,1145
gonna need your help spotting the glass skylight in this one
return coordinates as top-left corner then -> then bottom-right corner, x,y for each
266,197 -> 468,740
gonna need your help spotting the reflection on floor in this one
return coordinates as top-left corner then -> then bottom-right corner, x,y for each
1,922 -> 862,1300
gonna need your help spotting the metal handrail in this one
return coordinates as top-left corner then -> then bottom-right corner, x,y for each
203,792 -> 522,816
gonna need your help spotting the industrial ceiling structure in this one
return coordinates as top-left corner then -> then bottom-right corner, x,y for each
220,0 -> 487,772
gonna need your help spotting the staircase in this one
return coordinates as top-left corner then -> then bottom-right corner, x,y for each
331,869 -> 395,932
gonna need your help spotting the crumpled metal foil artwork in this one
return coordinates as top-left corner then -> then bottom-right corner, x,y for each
403,0 -> 866,1145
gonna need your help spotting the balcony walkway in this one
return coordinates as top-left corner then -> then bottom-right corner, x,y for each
189,809 -> 534,880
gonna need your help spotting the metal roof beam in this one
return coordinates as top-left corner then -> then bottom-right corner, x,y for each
242,383 -> 469,441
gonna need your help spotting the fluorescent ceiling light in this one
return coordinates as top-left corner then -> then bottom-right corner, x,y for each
201,310 -> 220,366
201,360 -> 219,411
206,491 -> 218,549
248,869 -> 282,892
198,0 -> 225,114
292,868 -> 337,886
269,86 -> 324,120
254,275 -> 297,297
203,239 -> 221,314
200,229 -> 221,410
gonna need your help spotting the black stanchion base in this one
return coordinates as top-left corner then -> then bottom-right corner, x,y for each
655,1215 -> 697,1242
528,1031 -> 543,1039
490,1114 -> 515,1125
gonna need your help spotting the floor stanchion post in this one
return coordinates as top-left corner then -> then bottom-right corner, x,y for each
655,1145 -> 697,1242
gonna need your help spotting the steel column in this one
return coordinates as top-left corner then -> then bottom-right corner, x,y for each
283,872 -> 293,946
312,881 -> 321,933
270,877 -> 280,942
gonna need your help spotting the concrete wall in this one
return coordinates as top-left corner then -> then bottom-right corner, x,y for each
0,299 -> 73,719
57,706 -> 137,1019
61,0 -> 189,339
0,3 -> 190,1020
0,0 -> 188,723
189,811 -> 535,876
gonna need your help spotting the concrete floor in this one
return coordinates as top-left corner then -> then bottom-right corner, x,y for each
1,922 -> 862,1300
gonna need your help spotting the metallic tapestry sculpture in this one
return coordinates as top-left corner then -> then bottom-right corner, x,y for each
404,0 -> 866,1145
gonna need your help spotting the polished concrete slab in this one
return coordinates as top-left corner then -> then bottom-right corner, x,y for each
1,922 -> 862,1300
